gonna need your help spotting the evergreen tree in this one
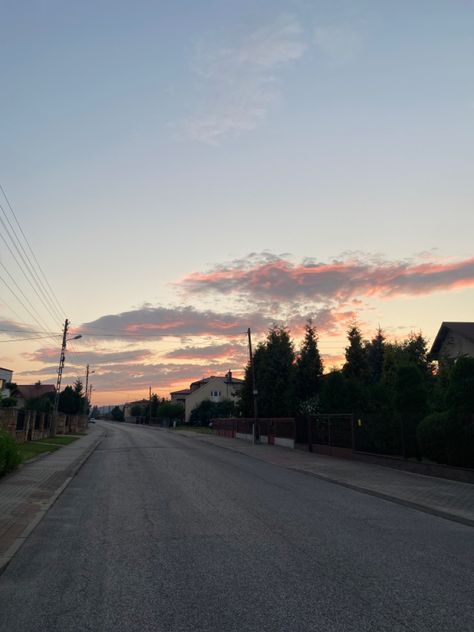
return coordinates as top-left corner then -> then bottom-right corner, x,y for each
366,326 -> 385,384
295,319 -> 323,407
238,325 -> 296,417
343,324 -> 369,380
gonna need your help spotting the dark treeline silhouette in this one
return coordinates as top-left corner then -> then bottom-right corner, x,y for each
238,321 -> 474,468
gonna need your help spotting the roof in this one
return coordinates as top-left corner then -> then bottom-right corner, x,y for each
15,384 -> 56,399
170,389 -> 192,396
0,367 -> 13,372
429,322 -> 474,358
190,375 -> 244,387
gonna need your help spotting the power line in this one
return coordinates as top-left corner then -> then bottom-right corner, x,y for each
0,334 -> 59,343
0,184 -> 66,320
0,270 -> 60,345
0,211 -> 62,329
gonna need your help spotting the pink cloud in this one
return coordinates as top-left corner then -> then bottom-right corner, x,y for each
178,253 -> 474,303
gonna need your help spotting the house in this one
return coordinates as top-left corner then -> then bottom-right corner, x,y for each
171,372 -> 244,422
0,367 -> 13,398
170,388 -> 191,408
12,383 -> 56,409
429,322 -> 474,361
123,399 -> 149,422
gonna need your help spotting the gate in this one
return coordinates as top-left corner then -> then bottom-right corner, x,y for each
308,414 -> 353,458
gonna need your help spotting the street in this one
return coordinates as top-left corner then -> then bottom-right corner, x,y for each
0,421 -> 472,632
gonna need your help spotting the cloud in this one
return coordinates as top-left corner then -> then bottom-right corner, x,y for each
178,252 -> 474,304
80,305 -> 269,340
25,348 -> 154,366
314,23 -> 364,64
163,342 -> 247,362
183,15 -> 307,143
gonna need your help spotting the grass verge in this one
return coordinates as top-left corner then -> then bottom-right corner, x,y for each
18,435 -> 80,462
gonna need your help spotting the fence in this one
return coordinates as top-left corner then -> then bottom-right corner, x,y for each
0,408 -> 88,443
211,418 -> 296,448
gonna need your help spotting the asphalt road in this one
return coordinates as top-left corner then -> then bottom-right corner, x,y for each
0,422 -> 472,632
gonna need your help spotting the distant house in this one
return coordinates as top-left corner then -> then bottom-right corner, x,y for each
429,322 -> 474,361
170,388 -> 191,408
123,399 -> 149,422
170,372 -> 244,422
0,367 -> 13,398
12,383 -> 56,409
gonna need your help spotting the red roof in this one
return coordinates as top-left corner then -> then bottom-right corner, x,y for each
15,384 -> 56,399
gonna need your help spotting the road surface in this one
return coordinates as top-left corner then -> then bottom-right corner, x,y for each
0,421 -> 472,631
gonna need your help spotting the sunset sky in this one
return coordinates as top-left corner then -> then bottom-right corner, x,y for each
1,1 -> 473,405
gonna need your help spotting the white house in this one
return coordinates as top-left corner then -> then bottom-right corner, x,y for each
429,322 -> 474,361
0,367 -> 13,398
171,372 -> 244,422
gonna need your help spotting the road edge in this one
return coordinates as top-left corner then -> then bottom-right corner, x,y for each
173,430 -> 474,529
0,431 -> 105,575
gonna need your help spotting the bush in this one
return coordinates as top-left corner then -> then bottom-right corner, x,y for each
417,410 -> 474,467
0,430 -> 21,477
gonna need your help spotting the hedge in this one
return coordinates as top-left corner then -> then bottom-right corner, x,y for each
0,430 -> 21,477
417,411 -> 474,468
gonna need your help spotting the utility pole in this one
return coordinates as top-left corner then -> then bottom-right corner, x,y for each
52,319 -> 69,435
247,328 -> 258,443
149,386 -> 152,425
85,364 -> 91,413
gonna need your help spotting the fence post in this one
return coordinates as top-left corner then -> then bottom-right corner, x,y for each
351,414 -> 355,453
308,417 -> 313,452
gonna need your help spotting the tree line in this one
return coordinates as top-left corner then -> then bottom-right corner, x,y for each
238,321 -> 474,467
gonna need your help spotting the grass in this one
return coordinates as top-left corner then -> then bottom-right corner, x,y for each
35,436 -> 80,446
17,434 -> 80,462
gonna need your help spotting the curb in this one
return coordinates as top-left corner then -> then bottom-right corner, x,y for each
0,431 -> 105,575
173,431 -> 474,529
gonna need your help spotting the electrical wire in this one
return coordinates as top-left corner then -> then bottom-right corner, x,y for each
0,184 -> 65,321
0,184 -> 66,319
0,271 -> 60,345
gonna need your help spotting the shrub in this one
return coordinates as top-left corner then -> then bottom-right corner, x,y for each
417,410 -> 474,467
0,430 -> 21,477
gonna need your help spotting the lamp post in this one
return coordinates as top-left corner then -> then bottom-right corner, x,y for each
52,318 -> 82,435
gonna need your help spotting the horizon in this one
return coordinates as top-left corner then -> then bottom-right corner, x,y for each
1,1 -> 473,406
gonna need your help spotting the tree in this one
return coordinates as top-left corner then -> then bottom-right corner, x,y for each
295,320 -> 323,407
58,385 -> 83,414
394,365 -> 428,415
365,327 -> 385,384
189,399 -> 235,426
157,401 -> 184,420
130,404 -> 143,417
343,324 -> 369,381
111,406 -> 124,422
446,356 -> 474,414
251,325 -> 296,417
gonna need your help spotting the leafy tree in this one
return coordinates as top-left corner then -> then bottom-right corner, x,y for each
446,356 -> 474,414
25,392 -> 54,412
319,370 -> 352,413
394,365 -> 428,415
295,320 -> 323,406
402,332 -> 432,377
157,401 -> 185,420
111,406 -> 124,422
189,399 -> 235,425
130,404 -> 144,417
150,394 -> 160,417
0,397 -> 17,408
343,324 -> 369,381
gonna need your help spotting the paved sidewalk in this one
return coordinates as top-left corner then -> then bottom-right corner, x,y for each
0,425 -> 105,572
175,430 -> 474,527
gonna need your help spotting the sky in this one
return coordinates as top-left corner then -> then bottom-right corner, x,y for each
0,0 -> 473,405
